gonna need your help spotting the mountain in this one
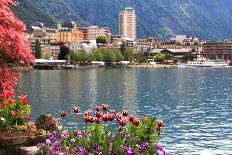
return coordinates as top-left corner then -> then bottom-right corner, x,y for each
13,0 -> 232,40
11,0 -> 56,27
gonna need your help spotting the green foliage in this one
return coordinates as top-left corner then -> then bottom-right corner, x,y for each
154,53 -> 165,63
164,53 -> 174,60
114,49 -> 124,62
123,48 -> 134,62
103,50 -> 116,63
182,53 -> 197,62
70,48 -> 135,64
69,51 -> 92,64
92,50 -> 104,61
38,117 -> 163,154
96,36 -> 107,44
35,40 -> 42,59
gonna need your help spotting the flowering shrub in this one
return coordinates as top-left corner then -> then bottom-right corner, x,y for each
0,95 -> 31,130
0,0 -> 34,98
37,104 -> 168,155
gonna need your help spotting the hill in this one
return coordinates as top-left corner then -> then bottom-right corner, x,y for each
13,0 -> 232,40
11,0 -> 56,27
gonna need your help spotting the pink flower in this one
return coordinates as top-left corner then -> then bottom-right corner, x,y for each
11,110 -> 16,117
18,95 -> 27,106
1,103 -> 6,109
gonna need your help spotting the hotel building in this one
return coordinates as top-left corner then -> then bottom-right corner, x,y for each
119,7 -> 136,40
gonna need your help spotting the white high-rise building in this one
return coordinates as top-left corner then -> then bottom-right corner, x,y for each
119,7 -> 136,40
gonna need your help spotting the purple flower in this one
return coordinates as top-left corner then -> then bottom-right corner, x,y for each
157,143 -> 164,151
74,130 -> 84,138
157,144 -> 168,155
126,147 -> 134,155
53,151 -> 59,155
60,130 -> 69,139
157,149 -> 165,155
136,144 -> 144,153
47,147 -> 53,153
45,139 -> 51,145
143,141 -> 149,150
70,138 -> 76,144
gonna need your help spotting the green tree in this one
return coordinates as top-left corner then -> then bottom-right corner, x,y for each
93,50 -> 104,61
165,53 -> 174,60
114,49 -> 124,62
96,36 -> 107,44
120,42 -> 126,55
103,51 -> 116,63
154,53 -> 165,63
35,39 -> 42,59
182,53 -> 197,62
124,48 -> 134,61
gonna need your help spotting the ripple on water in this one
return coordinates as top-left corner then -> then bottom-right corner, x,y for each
15,68 -> 232,154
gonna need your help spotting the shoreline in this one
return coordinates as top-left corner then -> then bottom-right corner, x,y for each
32,64 -> 178,70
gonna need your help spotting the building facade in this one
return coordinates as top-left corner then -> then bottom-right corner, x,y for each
55,21 -> 83,43
80,26 -> 111,42
203,41 -> 232,60
119,7 -> 136,40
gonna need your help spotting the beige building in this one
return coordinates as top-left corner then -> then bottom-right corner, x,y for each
80,26 -> 111,42
119,7 -> 136,40
55,21 -> 83,43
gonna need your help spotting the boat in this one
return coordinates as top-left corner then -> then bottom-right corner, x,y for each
179,60 -> 228,68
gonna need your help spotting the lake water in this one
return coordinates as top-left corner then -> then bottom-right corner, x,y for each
16,68 -> 232,154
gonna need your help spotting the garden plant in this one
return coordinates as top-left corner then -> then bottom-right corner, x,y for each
37,104 -> 168,155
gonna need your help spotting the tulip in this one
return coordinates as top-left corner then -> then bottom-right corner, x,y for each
11,110 -> 16,117
94,117 -> 100,124
108,113 -> 115,121
129,115 -> 135,122
8,98 -> 13,105
157,120 -> 164,128
116,114 -> 123,122
95,106 -> 101,111
61,111 -> 66,118
49,120 -> 55,127
73,106 -> 79,113
121,110 -> 128,116
117,126 -> 123,132
84,109 -> 92,116
102,114 -> 108,122
95,111 -> 102,118
109,109 -> 115,114
119,117 -> 128,126
101,104 -> 108,111
133,118 -> 140,126
84,115 -> 91,123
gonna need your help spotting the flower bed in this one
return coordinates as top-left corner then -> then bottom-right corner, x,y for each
0,94 -> 31,131
37,104 -> 168,155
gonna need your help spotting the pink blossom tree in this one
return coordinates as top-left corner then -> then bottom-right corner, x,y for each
0,0 -> 34,99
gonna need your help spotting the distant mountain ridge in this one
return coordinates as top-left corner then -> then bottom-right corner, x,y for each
13,0 -> 232,40
11,0 -> 56,27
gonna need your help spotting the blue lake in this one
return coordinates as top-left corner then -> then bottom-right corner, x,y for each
16,68 -> 232,154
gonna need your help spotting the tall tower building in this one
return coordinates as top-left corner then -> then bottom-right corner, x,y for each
119,7 -> 136,40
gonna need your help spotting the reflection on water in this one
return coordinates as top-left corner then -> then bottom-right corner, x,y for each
16,68 -> 232,154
